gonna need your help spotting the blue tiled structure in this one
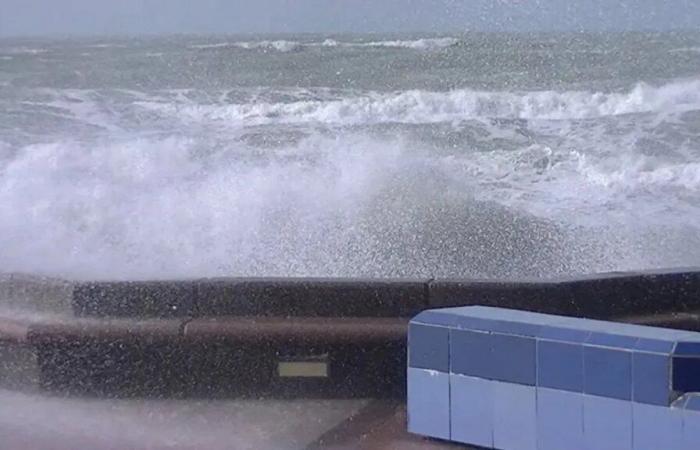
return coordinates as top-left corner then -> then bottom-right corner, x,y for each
407,306 -> 700,450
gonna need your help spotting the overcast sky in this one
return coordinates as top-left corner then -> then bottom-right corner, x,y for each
1,0 -> 700,37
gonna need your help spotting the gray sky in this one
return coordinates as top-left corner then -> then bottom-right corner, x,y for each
1,0 -> 700,37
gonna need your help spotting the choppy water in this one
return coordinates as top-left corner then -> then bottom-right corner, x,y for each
1,32 -> 700,280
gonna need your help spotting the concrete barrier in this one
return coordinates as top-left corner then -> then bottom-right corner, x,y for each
429,270 -> 700,320
0,273 -> 73,314
2,269 -> 700,399
194,278 -> 429,317
72,280 -> 199,318
552,269 -> 700,319
3,269 -> 697,320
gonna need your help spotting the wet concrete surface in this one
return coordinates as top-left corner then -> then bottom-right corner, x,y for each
0,389 -> 369,450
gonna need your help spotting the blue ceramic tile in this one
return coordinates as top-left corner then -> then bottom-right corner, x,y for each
408,323 -> 449,372
538,340 -> 584,392
682,409 -> 700,450
490,332 -> 536,385
455,316 -> 543,337
538,325 -> 590,344
635,337 -> 676,354
493,381 -> 537,450
633,352 -> 670,406
584,346 -> 632,400
448,305 -> 555,326
449,314 -> 497,333
673,356 -> 700,394
633,402 -> 683,450
536,387 -> 584,450
583,395 -> 633,450
450,374 -> 493,448
450,328 -> 492,378
587,332 -> 638,350
407,368 -> 450,440
443,306 -> 548,337
411,310 -> 457,327
553,316 -> 694,344
550,316 -> 617,333
674,341 -> 700,357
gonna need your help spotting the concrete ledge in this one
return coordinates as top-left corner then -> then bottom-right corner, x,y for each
72,280 -> 198,318
28,317 -> 186,343
0,314 -> 409,398
429,270 -> 700,322
4,269 -> 698,320
553,270 -> 700,319
620,312 -> 700,331
194,278 -> 430,317
0,273 -> 73,314
426,279 -> 574,315
184,317 -> 407,343
1,269 -> 700,399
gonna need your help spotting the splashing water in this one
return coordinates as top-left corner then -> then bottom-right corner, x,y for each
1,33 -> 700,280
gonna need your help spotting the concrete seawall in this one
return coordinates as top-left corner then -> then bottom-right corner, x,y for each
1,269 -> 700,398
3,269 -> 700,320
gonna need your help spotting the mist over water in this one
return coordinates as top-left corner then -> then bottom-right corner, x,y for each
1,33 -> 700,280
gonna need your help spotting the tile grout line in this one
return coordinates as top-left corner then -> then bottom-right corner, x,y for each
447,326 -> 452,441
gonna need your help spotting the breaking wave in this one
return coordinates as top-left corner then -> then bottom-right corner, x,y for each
1,122 -> 699,280
3,34 -> 700,280
136,79 -> 700,126
329,37 -> 460,49
189,37 -> 459,52
0,134 -> 602,279
190,40 -> 303,52
0,47 -> 48,56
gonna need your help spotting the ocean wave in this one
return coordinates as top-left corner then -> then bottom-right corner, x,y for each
85,43 -> 128,49
669,47 -> 700,54
136,79 -> 700,126
0,134 -> 607,279
1,47 -> 48,56
2,130 -> 699,280
236,40 -> 303,52
189,42 -> 232,50
315,37 -> 460,49
189,37 -> 459,52
347,37 -> 460,49
190,40 -> 303,52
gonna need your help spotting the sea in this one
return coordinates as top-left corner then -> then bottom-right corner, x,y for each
1,32 -> 700,280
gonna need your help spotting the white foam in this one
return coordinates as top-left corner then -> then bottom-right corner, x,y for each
0,134 -> 425,279
1,47 -> 48,55
237,40 -> 303,52
4,77 -> 700,279
1,124 -> 699,280
189,42 -> 233,49
352,37 -> 460,49
136,79 -> 700,126
314,37 -> 459,49
670,47 -> 700,54
188,37 -> 459,52
190,40 -> 302,52
85,43 -> 128,49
